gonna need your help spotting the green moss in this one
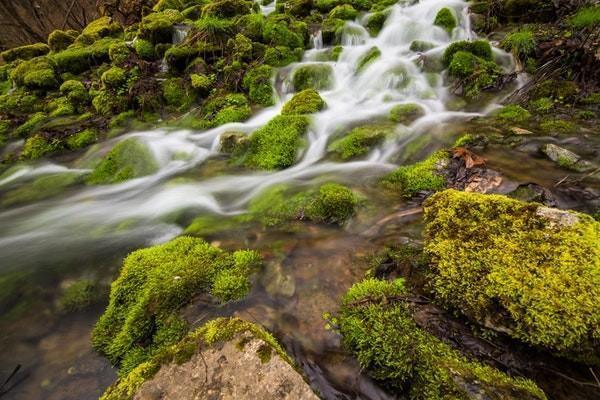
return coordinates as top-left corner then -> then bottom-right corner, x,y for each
10,57 -> 58,90
58,280 -> 98,313
329,4 -> 358,20
92,90 -> 128,115
356,47 -> 381,73
264,46 -> 303,67
501,29 -> 535,60
305,183 -> 358,224
382,151 -> 448,197
87,138 -> 159,185
165,46 -> 199,72
92,237 -> 260,374
494,104 -> 531,123
51,38 -> 118,74
67,129 -> 98,150
423,190 -> 600,362
453,134 -> 474,147
245,115 -> 309,170
570,5 -> 600,29
281,88 -> 325,115
162,78 -> 193,109
328,124 -> 392,160
198,93 -> 251,128
153,0 -> 184,11
14,112 -> 47,137
109,42 -> 131,64
101,66 -> 127,89
409,40 -> 435,52
47,97 -> 75,117
0,91 -> 38,115
242,65 -> 274,106
48,30 -> 77,52
389,103 -> 424,124
134,39 -> 156,60
139,9 -> 184,43
202,0 -> 252,18
580,92 -> 600,105
338,278 -> 547,399
20,134 -> 62,160
433,7 -> 457,33
292,64 -> 334,91
263,18 -> 305,48
0,172 -> 82,207
60,80 -> 89,105
1,43 -> 50,62
210,250 -> 261,302
82,16 -> 123,40
190,73 -> 215,95
529,97 -> 553,113
366,12 -> 387,36
442,40 -> 493,66
539,119 -> 575,134
448,50 -> 476,77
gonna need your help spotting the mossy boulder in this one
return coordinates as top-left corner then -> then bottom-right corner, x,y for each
328,124 -> 392,160
87,138 -> 159,185
329,4 -> 358,20
138,9 -> 184,43
494,104 -> 531,123
48,30 -> 78,52
382,151 -> 448,197
153,0 -> 184,11
1,43 -> 50,63
92,236 -> 261,374
442,40 -> 493,66
20,134 -> 62,160
202,0 -> 252,18
67,129 -> 98,150
14,112 -> 47,137
134,39 -> 156,60
338,278 -> 547,399
292,64 -> 334,91
389,103 -> 425,124
60,80 -> 89,105
199,93 -> 251,128
81,16 -> 123,40
109,41 -> 131,64
356,46 -> 381,72
245,115 -> 309,170
366,12 -> 387,36
281,88 -> 325,115
434,7 -> 457,33
190,73 -> 215,95
165,46 -> 199,72
424,190 -> 600,363
51,38 -> 118,74
101,66 -> 127,89
92,90 -> 128,115
0,172 -> 83,207
0,91 -> 38,116
242,65 -> 274,106
264,46 -> 303,67
162,77 -> 194,109
10,57 -> 59,91
304,183 -> 359,224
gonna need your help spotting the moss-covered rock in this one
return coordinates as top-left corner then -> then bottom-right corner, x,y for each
242,65 -> 274,106
366,12 -> 387,36
0,172 -> 83,207
165,46 -> 199,72
109,41 -> 131,64
48,30 -> 78,52
92,90 -> 128,115
389,103 -> 425,124
281,88 -> 325,115
58,280 -> 99,313
329,4 -> 358,20
67,129 -> 98,150
494,104 -> 531,123
382,151 -> 448,197
202,0 -> 252,18
87,138 -> 159,185
434,7 -> 457,33
1,43 -> 50,63
197,93 -> 251,128
153,0 -> 184,11
292,64 -> 334,91
356,46 -> 381,72
60,80 -> 89,105
245,115 -> 309,170
92,237 -> 260,374
10,57 -> 59,91
442,40 -> 493,66
101,66 -> 127,89
20,134 -> 62,160
338,278 -> 547,399
81,16 -> 123,40
0,91 -> 38,116
304,182 -> 358,224
424,190 -> 600,363
190,73 -> 215,95
138,9 -> 184,43
14,112 -> 47,137
51,38 -> 118,74
264,46 -> 303,67
134,39 -> 156,60
328,124 -> 392,160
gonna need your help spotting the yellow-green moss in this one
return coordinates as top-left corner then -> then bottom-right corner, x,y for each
292,64 -> 334,91
58,280 -> 98,313
281,88 -> 325,115
1,43 -> 50,62
92,237 -> 261,375
382,151 -> 448,197
338,278 -> 547,399
389,103 -> 424,124
48,30 -> 77,52
328,124 -> 392,160
494,104 -> 531,123
423,190 -> 600,362
242,65 -> 274,106
20,133 -> 61,160
433,7 -> 457,33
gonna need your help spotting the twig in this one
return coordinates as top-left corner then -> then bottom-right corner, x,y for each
62,0 -> 78,30
554,175 -> 570,187
542,366 -> 600,388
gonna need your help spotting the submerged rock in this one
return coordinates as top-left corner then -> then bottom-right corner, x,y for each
540,143 -> 594,172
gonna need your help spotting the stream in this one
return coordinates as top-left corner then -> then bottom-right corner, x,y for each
0,1 -> 597,399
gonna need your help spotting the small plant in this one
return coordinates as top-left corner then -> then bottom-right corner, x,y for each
570,5 -> 600,29
502,29 -> 535,61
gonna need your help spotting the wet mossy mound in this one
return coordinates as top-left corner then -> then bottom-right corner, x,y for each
382,151 -> 449,197
281,88 -> 326,115
338,278 -> 547,399
424,190 -> 600,364
92,237 -> 261,375
328,124 -> 393,160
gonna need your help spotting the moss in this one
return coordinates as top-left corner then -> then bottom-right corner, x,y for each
494,104 -> 531,123
87,138 -> 159,185
161,77 -> 192,109
328,124 -> 392,160
93,90 -> 128,115
570,5 -> 600,29
14,112 -> 47,137
198,93 -> 251,128
139,9 -> 184,43
442,40 -> 493,66
539,119 -> 575,134
292,64 -> 334,91
60,80 -> 89,105
245,115 -> 309,170
0,91 -> 38,115
530,79 -> 579,101
281,88 -> 325,115
305,183 -> 358,224
382,151 -> 448,197
453,134 -> 474,147
20,134 -> 62,160
67,129 -> 98,150
356,47 -> 381,72
210,250 -> 261,302
263,18 -> 305,48
202,0 -> 252,18
433,7 -> 457,33
184,214 -> 245,236
190,73 -> 215,95
109,42 -> 131,64
423,190 -> 600,362
92,237 -> 260,374
366,12 -> 387,36
0,172 -> 82,207
448,50 -> 476,77
51,38 -> 118,74
134,39 -> 156,60
10,57 -> 59,90
501,29 -> 535,60
338,278 -> 547,399
580,92 -> 600,105
153,0 -> 184,11
329,4 -> 358,20
101,66 -> 127,89
529,97 -> 553,113
409,40 -> 435,52
264,46 -> 303,67
165,46 -> 199,72
389,103 -> 424,124
47,97 -> 75,117
48,30 -> 77,52
242,65 -> 274,106
58,280 -> 98,313
1,43 -> 50,62
82,16 -> 123,40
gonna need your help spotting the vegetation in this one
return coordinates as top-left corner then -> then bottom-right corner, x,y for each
92,236 -> 261,375
281,88 -> 326,115
382,151 -> 448,197
434,7 -> 457,33
328,124 -> 393,160
292,64 -> 334,91
389,103 -> 424,124
338,278 -> 547,399
423,190 -> 600,362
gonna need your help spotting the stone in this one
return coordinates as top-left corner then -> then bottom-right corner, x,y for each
510,127 -> 533,135
540,143 -> 594,172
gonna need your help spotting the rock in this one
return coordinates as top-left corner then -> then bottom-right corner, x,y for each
508,183 -> 557,206
541,143 -> 594,172
262,262 -> 296,298
535,206 -> 580,227
133,323 -> 318,400
510,127 -> 533,135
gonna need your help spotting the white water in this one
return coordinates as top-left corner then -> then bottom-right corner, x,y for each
0,0 -> 517,266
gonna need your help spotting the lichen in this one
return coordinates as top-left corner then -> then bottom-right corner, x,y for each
423,190 -> 600,363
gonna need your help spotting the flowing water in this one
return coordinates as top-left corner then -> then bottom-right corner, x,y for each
0,1 -> 596,399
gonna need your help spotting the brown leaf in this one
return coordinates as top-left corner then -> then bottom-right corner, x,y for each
452,147 -> 486,169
